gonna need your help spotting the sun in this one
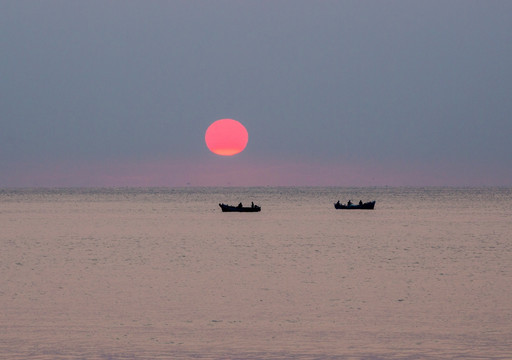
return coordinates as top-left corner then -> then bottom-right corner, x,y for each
205,119 -> 249,156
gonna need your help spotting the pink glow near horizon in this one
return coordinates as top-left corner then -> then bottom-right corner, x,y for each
1,158 -> 508,188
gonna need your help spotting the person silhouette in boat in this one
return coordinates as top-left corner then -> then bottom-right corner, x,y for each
336,200 -> 340,206
251,202 -> 254,208
238,202 -> 243,208
347,200 -> 352,206
359,200 -> 363,205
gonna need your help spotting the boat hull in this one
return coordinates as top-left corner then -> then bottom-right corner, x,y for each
219,203 -> 261,212
334,201 -> 375,210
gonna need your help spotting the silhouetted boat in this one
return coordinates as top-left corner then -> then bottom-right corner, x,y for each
334,201 -> 375,210
219,203 -> 261,212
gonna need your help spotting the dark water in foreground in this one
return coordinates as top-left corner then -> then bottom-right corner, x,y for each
1,187 -> 511,359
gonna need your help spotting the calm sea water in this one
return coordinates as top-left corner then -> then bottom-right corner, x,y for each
1,187 -> 511,359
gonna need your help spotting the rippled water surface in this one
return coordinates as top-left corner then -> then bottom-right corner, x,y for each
1,187 -> 511,359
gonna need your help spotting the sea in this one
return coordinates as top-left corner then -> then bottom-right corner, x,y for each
1,187 -> 511,359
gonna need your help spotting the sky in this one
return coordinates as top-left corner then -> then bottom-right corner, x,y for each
1,0 -> 511,187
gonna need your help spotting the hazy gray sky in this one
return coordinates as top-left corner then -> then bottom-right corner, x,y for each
1,0 -> 511,187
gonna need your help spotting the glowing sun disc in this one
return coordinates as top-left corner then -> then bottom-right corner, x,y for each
205,119 -> 249,156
